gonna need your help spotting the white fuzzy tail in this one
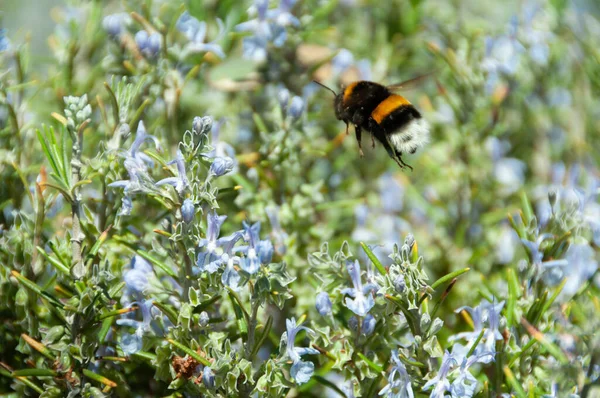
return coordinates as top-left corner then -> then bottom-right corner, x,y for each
387,118 -> 430,154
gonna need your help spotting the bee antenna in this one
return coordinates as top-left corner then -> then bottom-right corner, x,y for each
313,80 -> 337,96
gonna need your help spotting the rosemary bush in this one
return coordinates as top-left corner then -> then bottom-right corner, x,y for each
1,0 -> 599,396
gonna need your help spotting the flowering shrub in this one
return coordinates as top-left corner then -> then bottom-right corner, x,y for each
0,0 -> 599,396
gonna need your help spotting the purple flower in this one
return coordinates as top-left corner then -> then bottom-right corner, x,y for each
315,292 -> 332,316
176,12 -> 226,58
284,317 -> 319,385
156,150 -> 190,195
135,30 -> 161,58
342,260 -> 375,317
379,350 -> 413,398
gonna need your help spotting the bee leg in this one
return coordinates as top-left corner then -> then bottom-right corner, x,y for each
371,134 -> 375,148
355,125 -> 364,157
394,149 -> 413,171
345,122 -> 350,135
378,135 -> 405,169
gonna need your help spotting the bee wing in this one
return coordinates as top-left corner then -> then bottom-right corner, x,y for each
386,70 -> 437,91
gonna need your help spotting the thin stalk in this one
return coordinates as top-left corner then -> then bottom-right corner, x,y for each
71,120 -> 89,279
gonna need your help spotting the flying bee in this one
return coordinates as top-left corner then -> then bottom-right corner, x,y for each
314,75 -> 432,170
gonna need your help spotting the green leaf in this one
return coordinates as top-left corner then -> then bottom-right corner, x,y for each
503,366 -> 527,398
166,339 -> 210,366
134,250 -> 177,278
360,242 -> 387,275
12,369 -> 57,377
431,267 -> 470,290
356,352 -> 383,373
507,268 -> 521,327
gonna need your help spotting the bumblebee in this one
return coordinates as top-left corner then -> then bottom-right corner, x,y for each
315,78 -> 430,170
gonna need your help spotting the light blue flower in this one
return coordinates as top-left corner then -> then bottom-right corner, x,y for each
285,317 -> 319,385
221,253 -> 242,291
362,314 -> 376,336
116,299 -> 154,356
210,156 -> 235,177
315,292 -> 332,316
196,210 -> 241,274
123,255 -> 154,296
235,0 -> 299,61
450,300 -> 505,362
546,243 -> 598,300
181,199 -> 195,224
237,221 -> 274,274
422,351 -> 456,397
203,366 -> 215,388
332,49 -> 354,76
342,260 -> 376,317
135,30 -> 161,58
156,150 -> 190,195
0,29 -> 11,52
176,12 -> 226,59
266,206 -> 288,256
288,96 -> 304,120
379,350 -> 413,398
102,13 -> 130,38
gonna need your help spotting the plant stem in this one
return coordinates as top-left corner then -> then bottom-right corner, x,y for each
244,299 -> 260,360
71,122 -> 87,279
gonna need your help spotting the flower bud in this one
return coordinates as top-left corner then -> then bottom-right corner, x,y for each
288,96 -> 304,119
181,199 -> 195,224
315,292 -> 332,316
199,311 -> 209,327
362,314 -> 376,336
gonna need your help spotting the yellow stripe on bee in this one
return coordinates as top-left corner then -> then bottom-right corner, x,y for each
371,95 -> 411,124
343,82 -> 360,102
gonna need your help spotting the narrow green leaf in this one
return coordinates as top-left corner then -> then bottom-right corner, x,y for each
431,267 -> 470,290
251,315 -> 273,358
11,271 -> 62,308
12,369 -> 57,377
36,247 -> 70,275
357,352 -> 384,373
82,369 -> 117,388
132,351 -> 157,362
503,366 -> 527,398
360,242 -> 386,275
520,191 -> 533,226
153,301 -> 178,325
135,250 -> 177,278
507,268 -> 520,327
312,375 -> 348,398
166,339 -> 210,366
540,278 -> 567,317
